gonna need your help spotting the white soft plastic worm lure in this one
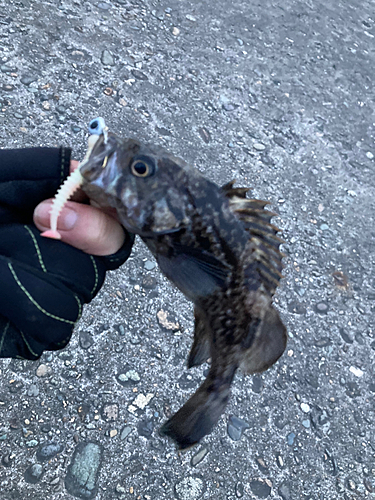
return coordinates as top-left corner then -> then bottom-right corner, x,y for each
41,117 -> 108,240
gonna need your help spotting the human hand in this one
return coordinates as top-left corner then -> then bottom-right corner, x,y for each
0,146 -> 134,360
33,160 -> 127,256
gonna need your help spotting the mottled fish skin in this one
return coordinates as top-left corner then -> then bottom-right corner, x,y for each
79,132 -> 287,450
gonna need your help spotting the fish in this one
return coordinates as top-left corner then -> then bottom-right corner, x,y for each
42,118 -> 287,450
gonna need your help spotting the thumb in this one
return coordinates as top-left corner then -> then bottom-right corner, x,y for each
34,200 -> 126,256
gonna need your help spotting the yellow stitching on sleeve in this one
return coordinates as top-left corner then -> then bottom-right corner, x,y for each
0,320 -> 10,355
24,226 -> 47,272
74,294 -> 82,319
89,255 -> 99,296
19,329 -> 39,358
8,262 -> 76,325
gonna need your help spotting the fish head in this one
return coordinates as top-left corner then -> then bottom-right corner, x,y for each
80,131 -> 194,236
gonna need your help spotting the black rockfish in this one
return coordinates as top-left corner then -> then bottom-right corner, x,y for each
43,118 -> 287,449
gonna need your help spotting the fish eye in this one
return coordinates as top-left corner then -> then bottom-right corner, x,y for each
130,158 -> 155,178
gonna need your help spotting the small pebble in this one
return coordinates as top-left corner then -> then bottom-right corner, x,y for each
120,426 -> 133,440
36,364 -> 51,377
253,143 -> 266,151
301,403 -> 310,413
186,14 -> 197,22
366,151 -> 374,159
117,370 -> 140,385
128,393 -> 154,414
347,190 -> 357,197
174,476 -> 205,500
223,103 -> 235,111
339,328 -> 354,344
26,439 -> 39,447
249,479 -> 271,498
172,27 -> 180,36
37,442 -> 63,461
227,415 -> 249,441
20,75 -> 37,86
236,481 -> 244,497
101,49 -> 115,66
137,418 -> 154,438
144,260 -> 156,270
24,463 -> 43,484
191,447 -> 208,466
102,403 -> 119,421
315,302 -> 329,314
79,331 -> 94,349
131,69 -> 148,81
256,457 -> 269,473
302,419 -> 311,429
198,127 -> 211,143
287,432 -> 295,445
109,429 -> 117,438
157,310 -> 180,331
65,442 -> 103,499
27,384 -> 40,397
349,366 -> 364,377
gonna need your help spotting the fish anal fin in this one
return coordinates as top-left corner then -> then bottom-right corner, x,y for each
240,307 -> 287,374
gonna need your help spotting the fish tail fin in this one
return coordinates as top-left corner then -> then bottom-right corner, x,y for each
160,365 -> 236,449
240,306 -> 287,374
187,309 -> 210,368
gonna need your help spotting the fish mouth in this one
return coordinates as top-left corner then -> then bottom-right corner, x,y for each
79,133 -> 119,182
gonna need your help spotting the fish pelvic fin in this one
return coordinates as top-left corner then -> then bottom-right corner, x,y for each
160,365 -> 236,450
240,306 -> 287,374
187,308 -> 211,368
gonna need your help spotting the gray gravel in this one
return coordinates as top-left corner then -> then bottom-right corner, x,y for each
0,0 -> 374,499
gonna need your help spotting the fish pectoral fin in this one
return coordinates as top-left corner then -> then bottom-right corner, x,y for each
157,246 -> 229,300
240,307 -> 287,374
174,244 -> 229,281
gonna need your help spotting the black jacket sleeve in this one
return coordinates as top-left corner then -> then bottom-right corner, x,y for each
0,147 -> 134,360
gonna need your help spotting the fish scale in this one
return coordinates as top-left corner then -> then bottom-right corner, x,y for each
43,118 -> 288,450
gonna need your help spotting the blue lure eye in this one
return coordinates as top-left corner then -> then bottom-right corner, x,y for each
88,117 -> 106,135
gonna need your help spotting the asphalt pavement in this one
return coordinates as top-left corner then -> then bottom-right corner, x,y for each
0,0 -> 374,499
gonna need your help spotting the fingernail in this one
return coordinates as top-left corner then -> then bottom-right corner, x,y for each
59,207 -> 78,230
34,201 -> 52,226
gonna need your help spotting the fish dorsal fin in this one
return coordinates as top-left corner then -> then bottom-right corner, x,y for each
221,181 -> 284,295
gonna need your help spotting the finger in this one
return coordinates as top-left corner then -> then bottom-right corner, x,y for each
34,200 -> 126,256
70,160 -> 80,173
